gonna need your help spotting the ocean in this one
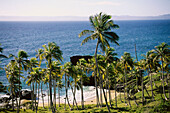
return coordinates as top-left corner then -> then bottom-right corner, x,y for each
0,20 -> 170,100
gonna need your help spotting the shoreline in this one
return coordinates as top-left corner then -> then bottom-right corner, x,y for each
38,89 -> 119,106
0,86 -> 120,107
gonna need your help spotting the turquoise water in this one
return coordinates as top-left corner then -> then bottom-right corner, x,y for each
0,20 -> 170,90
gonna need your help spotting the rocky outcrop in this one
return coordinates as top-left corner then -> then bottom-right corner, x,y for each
70,55 -> 92,65
0,89 -> 34,104
21,89 -> 34,100
0,94 -> 10,103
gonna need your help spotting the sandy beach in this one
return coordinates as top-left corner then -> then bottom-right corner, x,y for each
37,87 -> 119,106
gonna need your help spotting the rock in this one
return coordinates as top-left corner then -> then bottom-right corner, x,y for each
21,89 -> 34,100
0,94 -> 11,103
70,55 -> 92,66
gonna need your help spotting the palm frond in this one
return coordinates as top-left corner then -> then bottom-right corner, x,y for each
78,30 -> 94,37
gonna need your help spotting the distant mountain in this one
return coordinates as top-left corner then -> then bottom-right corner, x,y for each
0,14 -> 169,21
0,16 -> 88,21
112,14 -> 170,20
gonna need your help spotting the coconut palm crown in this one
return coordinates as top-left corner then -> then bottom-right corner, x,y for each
79,12 -> 119,51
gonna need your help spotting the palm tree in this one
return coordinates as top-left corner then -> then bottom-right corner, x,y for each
11,50 -> 29,113
120,52 -> 134,107
79,12 -> 119,112
141,51 -> 160,101
29,67 -> 41,113
43,73 -> 50,109
69,64 -> 79,110
5,60 -> 20,110
26,57 -> 39,110
51,61 -> 61,110
111,60 -> 122,108
57,75 -> 63,107
42,42 -> 63,112
76,58 -> 88,109
103,47 -> 118,107
63,62 -> 72,110
152,42 -> 170,101
40,68 -> 47,108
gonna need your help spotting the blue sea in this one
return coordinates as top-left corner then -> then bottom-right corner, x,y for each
0,20 -> 170,92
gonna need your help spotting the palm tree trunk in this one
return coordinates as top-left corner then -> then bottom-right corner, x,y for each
114,75 -> 117,108
124,68 -> 131,107
41,82 -> 44,108
32,82 -> 35,111
17,64 -> 21,113
119,86 -> 123,103
66,75 -> 71,110
35,81 -> 38,113
161,57 -> 168,100
96,55 -> 110,112
149,71 -> 155,101
108,80 -> 112,107
53,77 -> 56,109
15,93 -> 18,111
102,83 -> 110,113
49,69 -> 54,112
106,68 -> 111,107
133,94 -> 138,106
123,76 -> 126,104
140,70 -> 144,106
46,84 -> 50,110
11,83 -> 14,110
71,85 -> 78,110
144,86 -> 150,97
37,83 -> 40,110
64,74 -> 66,110
58,85 -> 60,107
30,83 -> 34,111
11,74 -> 14,110
100,78 -> 103,107
94,40 -> 100,107
80,76 -> 84,109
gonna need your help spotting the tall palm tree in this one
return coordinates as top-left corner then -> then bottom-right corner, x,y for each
57,75 -> 63,107
40,68 -> 47,108
141,51 -> 160,101
79,12 -> 119,112
76,58 -> 88,109
63,62 -> 72,110
103,47 -> 118,107
26,57 -> 39,110
5,60 -> 19,110
111,60 -> 122,107
11,50 -> 29,113
69,64 -> 79,110
51,60 -> 61,109
120,52 -> 134,107
152,42 -> 170,101
29,67 -> 41,113
42,42 -> 63,112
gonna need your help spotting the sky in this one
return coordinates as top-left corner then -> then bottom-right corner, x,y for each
0,0 -> 170,17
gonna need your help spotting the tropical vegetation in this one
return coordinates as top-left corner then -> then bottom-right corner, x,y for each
0,13 -> 169,113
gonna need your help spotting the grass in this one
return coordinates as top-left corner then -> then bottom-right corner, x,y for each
1,75 -> 170,113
